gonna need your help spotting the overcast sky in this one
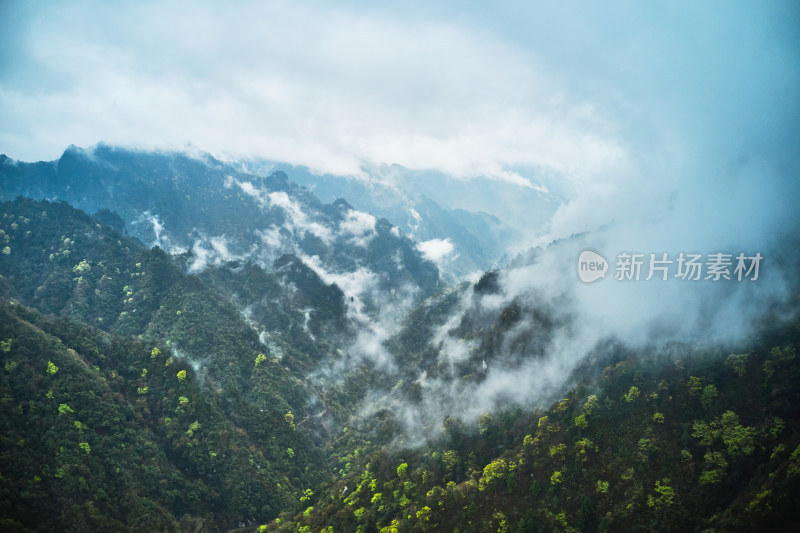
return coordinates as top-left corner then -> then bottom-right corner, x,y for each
2,0 -> 799,245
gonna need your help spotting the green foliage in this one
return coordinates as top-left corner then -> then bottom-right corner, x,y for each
582,394 -> 599,415
493,511 -> 508,533
479,458 -> 508,491
700,384 -> 719,410
647,478 -> 675,509
718,411 -> 755,457
396,462 -> 408,479
300,488 -> 314,503
693,410 -> 754,457
624,386 -> 640,403
725,353 -> 749,376
788,445 -> 800,478
78,442 -> 91,455
442,449 -> 459,471
549,443 -> 566,459
688,376 -> 703,395
478,412 -> 493,435
186,420 -> 201,436
176,369 -> 187,382
700,451 -> 728,485
46,360 -> 58,375
72,259 -> 91,274
255,352 -> 267,366
285,411 -> 296,430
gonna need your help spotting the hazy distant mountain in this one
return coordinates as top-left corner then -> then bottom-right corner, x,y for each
241,160 -> 559,280
0,145 -> 440,306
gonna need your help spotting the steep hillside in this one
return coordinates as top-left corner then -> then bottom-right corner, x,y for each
267,319 -> 800,532
0,298 -> 324,531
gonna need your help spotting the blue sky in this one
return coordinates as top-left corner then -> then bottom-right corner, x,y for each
1,0 -> 799,247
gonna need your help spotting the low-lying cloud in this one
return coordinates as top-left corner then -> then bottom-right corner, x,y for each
416,238 -> 455,263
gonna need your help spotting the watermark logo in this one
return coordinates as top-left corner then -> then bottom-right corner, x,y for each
577,250 -> 609,283
578,250 -> 763,283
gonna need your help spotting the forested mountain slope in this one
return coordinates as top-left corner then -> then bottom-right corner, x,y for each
0,158 -> 798,532
268,319 -> 800,532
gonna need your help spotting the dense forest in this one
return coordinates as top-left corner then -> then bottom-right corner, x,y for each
1,150 -> 798,532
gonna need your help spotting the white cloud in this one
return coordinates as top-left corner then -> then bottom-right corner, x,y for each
187,234 -> 245,273
416,238 -> 454,263
0,0 -> 624,187
298,253 -> 377,322
266,191 -> 333,244
234,179 -> 267,207
339,209 -> 376,247
229,174 -> 335,244
256,226 -> 282,248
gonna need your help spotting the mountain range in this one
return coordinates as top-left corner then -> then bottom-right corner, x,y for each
0,146 -> 798,532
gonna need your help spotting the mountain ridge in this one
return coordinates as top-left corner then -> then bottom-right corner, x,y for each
1,148 -> 799,532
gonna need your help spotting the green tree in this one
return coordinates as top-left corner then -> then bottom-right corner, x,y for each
725,353 -> 749,376
788,445 -> 800,478
687,376 -> 703,395
700,384 -> 718,410
582,394 -> 599,415
624,386 -> 640,403
72,259 -> 91,274
479,458 -> 508,491
647,478 -> 675,509
700,451 -> 728,485
396,462 -> 408,479
718,411 -> 754,457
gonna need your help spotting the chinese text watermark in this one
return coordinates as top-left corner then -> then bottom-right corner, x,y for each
578,251 -> 762,283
